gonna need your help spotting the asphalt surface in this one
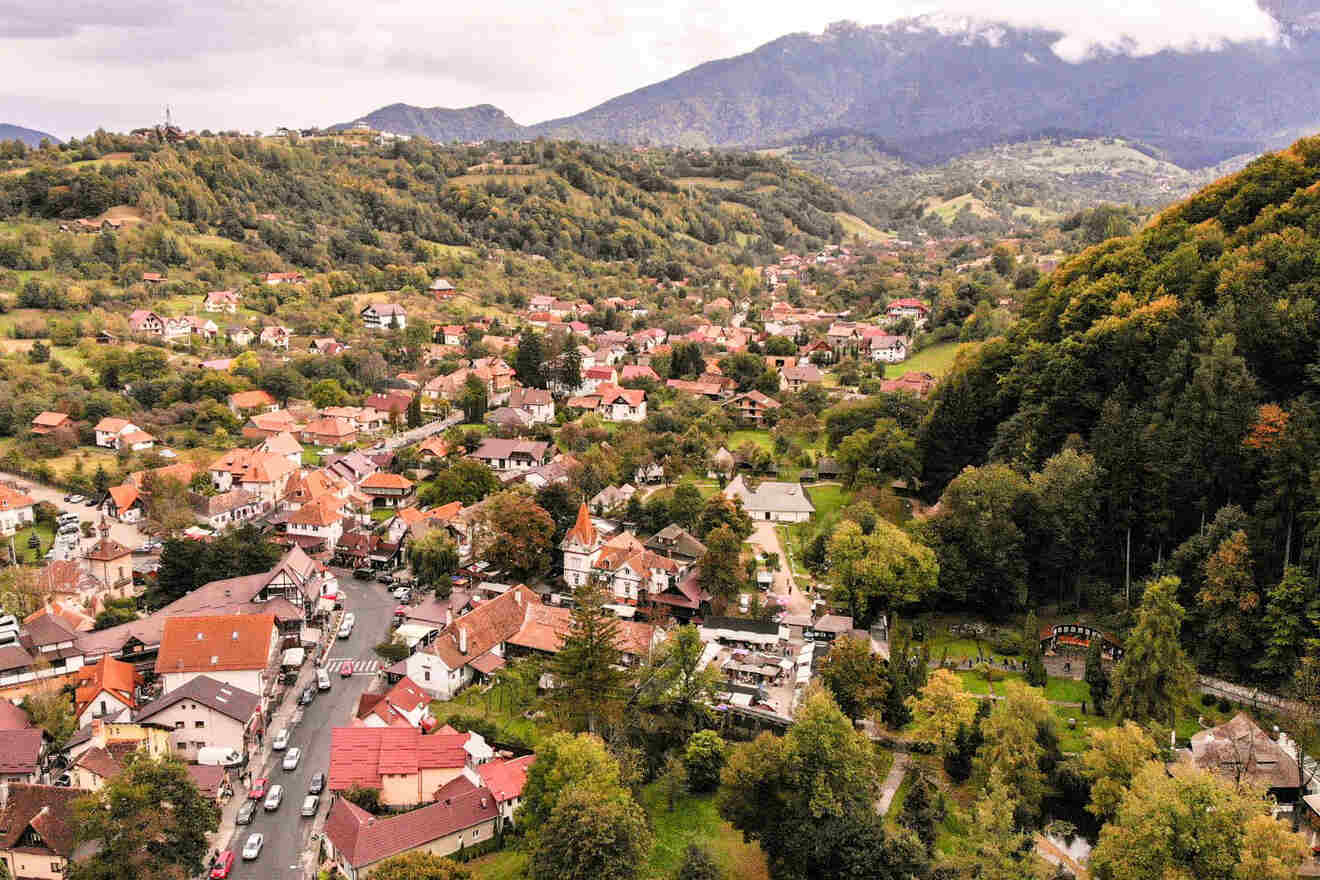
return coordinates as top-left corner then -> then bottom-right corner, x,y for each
225,569 -> 398,880
0,470 -> 150,550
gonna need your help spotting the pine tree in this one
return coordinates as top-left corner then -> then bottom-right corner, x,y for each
406,393 -> 423,428
516,330 -> 545,388
1084,637 -> 1110,714
898,767 -> 941,854
560,345 -> 583,392
548,578 -> 632,733
1023,610 -> 1048,687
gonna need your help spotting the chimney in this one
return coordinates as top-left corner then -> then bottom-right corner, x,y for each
458,626 -> 468,655
481,797 -> 488,808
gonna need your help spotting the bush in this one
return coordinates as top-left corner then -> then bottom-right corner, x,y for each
1216,697 -> 1232,712
682,730 -> 727,793
990,630 -> 1021,656
1201,693 -> 1217,707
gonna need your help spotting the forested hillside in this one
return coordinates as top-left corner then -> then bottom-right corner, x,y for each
918,136 -> 1320,683
0,132 -> 850,270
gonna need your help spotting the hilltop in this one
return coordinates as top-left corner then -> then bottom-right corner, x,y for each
0,123 -> 60,147
340,11 -> 1320,168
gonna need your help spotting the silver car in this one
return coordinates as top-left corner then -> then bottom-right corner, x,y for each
301,794 -> 320,817
271,728 -> 290,750
282,747 -> 301,771
242,833 -> 264,860
263,784 -> 283,811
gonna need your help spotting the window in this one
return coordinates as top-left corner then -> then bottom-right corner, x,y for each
177,742 -> 186,750
472,830 -> 479,839
193,741 -> 206,749
194,720 -> 205,728
175,721 -> 185,730
423,670 -> 430,682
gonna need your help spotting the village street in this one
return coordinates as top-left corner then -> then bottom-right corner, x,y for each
0,470 -> 150,550
747,521 -> 812,617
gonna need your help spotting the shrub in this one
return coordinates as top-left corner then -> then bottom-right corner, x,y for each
1216,697 -> 1232,712
1200,693 -> 1217,707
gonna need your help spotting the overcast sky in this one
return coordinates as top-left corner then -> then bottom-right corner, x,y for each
0,0 -> 1283,139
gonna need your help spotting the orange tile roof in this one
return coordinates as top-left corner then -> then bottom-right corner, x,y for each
32,411 -> 70,427
0,485 -> 34,512
154,613 -> 276,675
229,390 -> 276,409
74,657 -> 139,718
107,485 -> 140,511
563,503 -> 597,547
361,472 -> 413,491
288,495 -> 343,527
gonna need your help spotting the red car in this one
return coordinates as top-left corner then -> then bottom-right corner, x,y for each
210,851 -> 235,879
340,660 -> 354,678
248,777 -> 268,800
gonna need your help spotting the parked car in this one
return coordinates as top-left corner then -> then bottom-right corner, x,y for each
282,747 -> 301,771
62,493 -> 76,503
301,794 -> 320,817
392,586 -> 412,603
263,784 -> 284,811
210,851 -> 235,879
340,660 -> 354,678
298,684 -> 316,706
316,667 -> 331,691
376,572 -> 395,585
236,799 -> 256,825
338,613 -> 355,638
248,777 -> 268,800
353,568 -> 373,581
241,833 -> 264,860
309,772 -> 325,794
271,728 -> 290,750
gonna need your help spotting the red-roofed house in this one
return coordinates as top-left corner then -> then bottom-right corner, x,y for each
203,289 -> 240,313
29,411 -> 72,436
324,776 -> 500,877
327,727 -> 493,807
359,472 -> 414,509
0,784 -> 82,876
228,389 -> 278,414
354,676 -> 434,730
73,657 -> 140,727
154,613 -> 278,698
103,485 -> 142,523
0,485 -> 34,535
476,755 -> 534,824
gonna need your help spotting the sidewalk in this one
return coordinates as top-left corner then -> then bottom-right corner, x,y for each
876,753 -> 909,816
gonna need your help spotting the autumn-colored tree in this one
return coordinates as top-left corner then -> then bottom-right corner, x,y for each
1198,530 -> 1261,679
906,668 -> 978,755
1079,721 -> 1159,821
817,634 -> 889,720
475,490 -> 555,580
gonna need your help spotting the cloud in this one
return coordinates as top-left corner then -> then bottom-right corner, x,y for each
0,0 -> 1292,138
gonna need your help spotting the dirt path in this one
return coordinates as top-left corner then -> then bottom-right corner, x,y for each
876,753 -> 910,816
747,521 -> 812,617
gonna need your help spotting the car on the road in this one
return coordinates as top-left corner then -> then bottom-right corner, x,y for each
241,833 -> 264,860
309,772 -> 325,794
340,660 -> 354,678
67,494 -> 86,505
338,613 -> 355,638
316,667 -> 331,690
353,568 -> 374,581
210,850 -> 235,878
236,799 -> 256,825
298,684 -> 316,705
263,784 -> 284,811
248,777 -> 268,800
375,572 -> 395,585
62,493 -> 76,503
392,586 -> 412,603
272,728 -> 291,750
300,794 -> 320,817
282,747 -> 301,771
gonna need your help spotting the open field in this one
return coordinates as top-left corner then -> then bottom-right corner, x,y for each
834,211 -> 893,242
890,341 -> 963,378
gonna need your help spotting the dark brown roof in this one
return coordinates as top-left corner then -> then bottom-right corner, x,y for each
0,728 -> 42,775
73,745 -> 122,779
133,674 -> 260,725
323,775 -> 497,868
0,784 -> 81,857
186,764 -> 226,799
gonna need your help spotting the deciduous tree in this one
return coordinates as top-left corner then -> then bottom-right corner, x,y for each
907,668 -> 978,755
407,529 -> 460,590
530,785 -> 651,880
817,634 -> 889,720
682,730 -> 727,794
475,490 -> 555,580
369,852 -> 470,880
1079,721 -> 1158,821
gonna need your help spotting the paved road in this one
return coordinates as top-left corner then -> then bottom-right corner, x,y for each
0,471 -> 150,550
747,521 -> 811,617
225,569 -> 397,880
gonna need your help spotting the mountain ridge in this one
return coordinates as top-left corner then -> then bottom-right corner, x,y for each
0,123 -> 61,147
336,10 -> 1320,169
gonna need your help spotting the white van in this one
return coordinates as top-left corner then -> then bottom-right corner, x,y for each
197,747 -> 244,767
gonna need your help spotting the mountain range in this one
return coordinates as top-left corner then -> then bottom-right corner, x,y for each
0,123 -> 59,147
337,5 -> 1320,169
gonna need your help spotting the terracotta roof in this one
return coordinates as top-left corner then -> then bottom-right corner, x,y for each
327,728 -> 470,791
260,431 -> 303,456
476,755 -> 534,804
355,676 -> 431,727
0,484 -> 34,512
32,411 -> 70,428
288,496 -> 343,528
73,745 -> 122,779
508,601 -> 655,657
360,472 -> 413,491
210,447 -> 297,484
229,390 -> 276,409
324,775 -> 497,868
154,613 -> 276,675
187,764 -> 226,799
107,485 -> 140,511
423,586 -> 539,670
95,417 -> 132,433
0,784 -> 81,857
74,657 -> 139,719
84,535 -> 132,562
303,417 -> 356,439
563,503 -> 597,548
1191,712 -> 1300,790
0,698 -> 32,730
0,728 -> 42,775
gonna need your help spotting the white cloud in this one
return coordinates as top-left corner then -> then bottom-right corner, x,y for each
0,0 -> 1286,138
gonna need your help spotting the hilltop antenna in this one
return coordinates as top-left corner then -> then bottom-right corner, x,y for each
165,105 -> 172,129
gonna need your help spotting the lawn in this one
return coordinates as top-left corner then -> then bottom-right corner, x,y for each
10,520 -> 56,565
805,484 -> 848,521
1044,677 -> 1092,704
728,430 -> 772,453
467,788 -> 769,880
1053,704 -> 1117,753
889,341 -> 963,378
431,679 -> 552,747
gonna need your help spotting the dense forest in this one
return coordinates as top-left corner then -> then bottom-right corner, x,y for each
910,136 -> 1320,686
0,132 -> 849,272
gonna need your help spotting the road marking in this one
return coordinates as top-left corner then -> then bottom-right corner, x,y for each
322,658 -> 381,675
